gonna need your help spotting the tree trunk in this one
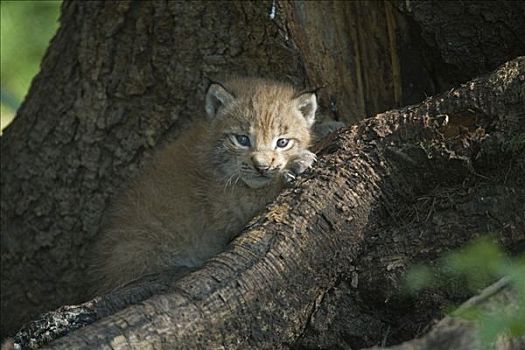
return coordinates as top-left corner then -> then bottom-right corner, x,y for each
1,0 -> 524,346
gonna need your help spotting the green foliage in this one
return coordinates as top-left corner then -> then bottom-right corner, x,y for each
1,0 -> 61,129
406,238 -> 525,346
443,239 -> 509,290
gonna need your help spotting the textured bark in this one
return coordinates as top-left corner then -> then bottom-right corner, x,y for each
294,183 -> 525,349
280,1 -> 406,122
9,58 -> 525,350
1,0 -> 524,346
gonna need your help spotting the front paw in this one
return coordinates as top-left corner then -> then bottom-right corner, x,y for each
290,150 -> 317,175
283,150 -> 316,186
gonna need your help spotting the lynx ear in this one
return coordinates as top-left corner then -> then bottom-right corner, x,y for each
205,83 -> 235,119
294,92 -> 317,127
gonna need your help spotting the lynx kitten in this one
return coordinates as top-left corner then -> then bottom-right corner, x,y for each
89,77 -> 319,294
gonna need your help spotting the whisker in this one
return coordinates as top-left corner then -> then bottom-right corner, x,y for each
224,172 -> 237,192
233,174 -> 241,186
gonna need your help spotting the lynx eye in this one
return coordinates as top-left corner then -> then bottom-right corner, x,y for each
234,134 -> 251,147
276,138 -> 290,148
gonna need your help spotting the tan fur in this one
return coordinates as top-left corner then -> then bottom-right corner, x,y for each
88,78 -> 316,294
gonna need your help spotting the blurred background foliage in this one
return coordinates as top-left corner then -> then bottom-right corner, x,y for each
1,0 -> 61,132
406,238 -> 525,346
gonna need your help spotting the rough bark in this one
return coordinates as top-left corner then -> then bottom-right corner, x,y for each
280,1 -> 407,122
8,57 -> 525,350
1,0 -> 524,345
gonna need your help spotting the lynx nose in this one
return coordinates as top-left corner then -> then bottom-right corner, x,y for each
254,164 -> 270,175
251,155 -> 272,176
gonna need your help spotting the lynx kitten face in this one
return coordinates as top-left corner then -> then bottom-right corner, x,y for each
204,78 -> 317,189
